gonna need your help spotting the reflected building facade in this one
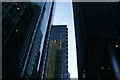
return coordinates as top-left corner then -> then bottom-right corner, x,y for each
2,2 -> 54,79
73,2 -> 120,80
43,25 -> 69,80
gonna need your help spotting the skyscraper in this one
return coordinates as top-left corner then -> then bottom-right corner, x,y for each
73,2 -> 120,80
43,25 -> 68,80
2,2 -> 54,79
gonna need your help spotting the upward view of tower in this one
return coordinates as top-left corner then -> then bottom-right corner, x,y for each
44,25 -> 69,80
2,2 -> 55,79
73,2 -> 120,80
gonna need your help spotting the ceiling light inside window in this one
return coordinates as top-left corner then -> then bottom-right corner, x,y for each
17,7 -> 19,10
16,30 -> 18,32
15,3 -> 17,5
108,67 -> 110,70
101,67 -> 104,69
116,45 -> 118,47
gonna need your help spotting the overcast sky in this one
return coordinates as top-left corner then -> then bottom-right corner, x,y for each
53,1 -> 78,78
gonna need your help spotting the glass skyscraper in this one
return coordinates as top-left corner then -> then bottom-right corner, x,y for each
43,25 -> 69,80
2,2 -> 54,79
73,2 -> 120,80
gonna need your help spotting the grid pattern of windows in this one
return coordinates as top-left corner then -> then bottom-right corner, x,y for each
2,2 -> 41,79
45,40 -> 62,79
44,25 -> 68,80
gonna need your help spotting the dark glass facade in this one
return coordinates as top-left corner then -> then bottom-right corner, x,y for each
43,25 -> 69,80
73,2 -> 120,80
2,2 -> 54,79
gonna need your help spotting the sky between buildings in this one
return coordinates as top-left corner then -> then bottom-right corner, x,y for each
53,1 -> 78,78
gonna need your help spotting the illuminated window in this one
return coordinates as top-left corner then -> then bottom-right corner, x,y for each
15,3 -> 17,5
17,7 -> 20,10
101,67 -> 104,69
60,45 -> 62,49
116,45 -> 118,47
54,40 -> 56,43
108,67 -> 110,70
16,29 -> 18,32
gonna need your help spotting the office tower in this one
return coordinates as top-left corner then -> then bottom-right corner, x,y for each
68,72 -> 70,80
73,2 -> 120,80
43,25 -> 68,80
2,2 -> 54,79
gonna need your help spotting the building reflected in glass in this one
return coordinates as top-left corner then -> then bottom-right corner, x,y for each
2,2 -> 55,79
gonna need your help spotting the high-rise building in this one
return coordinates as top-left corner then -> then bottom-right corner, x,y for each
43,25 -> 68,80
73,2 -> 120,80
2,2 -> 54,79
68,72 -> 70,80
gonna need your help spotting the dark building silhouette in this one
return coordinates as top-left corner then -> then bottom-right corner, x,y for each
43,25 -> 69,80
2,2 -> 54,79
73,2 -> 120,80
